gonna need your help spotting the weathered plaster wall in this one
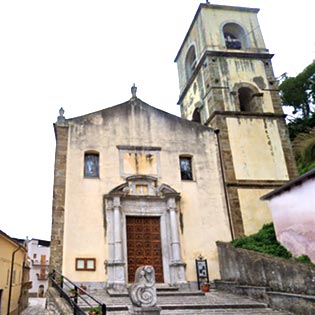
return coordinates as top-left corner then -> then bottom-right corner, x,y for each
269,178 -> 315,263
227,117 -> 288,180
237,188 -> 273,235
62,101 -> 231,283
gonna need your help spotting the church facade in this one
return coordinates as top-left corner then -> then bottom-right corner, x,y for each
50,3 -> 297,290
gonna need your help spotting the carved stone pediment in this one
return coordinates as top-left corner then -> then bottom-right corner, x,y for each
106,175 -> 180,199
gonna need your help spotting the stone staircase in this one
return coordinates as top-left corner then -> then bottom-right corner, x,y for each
85,288 -> 292,315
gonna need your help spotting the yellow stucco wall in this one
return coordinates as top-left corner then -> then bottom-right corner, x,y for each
0,233 -> 25,315
227,117 -> 289,180
62,103 -> 232,283
238,188 -> 273,235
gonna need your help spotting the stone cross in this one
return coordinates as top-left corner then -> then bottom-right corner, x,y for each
128,265 -> 161,315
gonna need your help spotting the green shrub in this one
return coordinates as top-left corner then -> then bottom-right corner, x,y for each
231,223 -> 292,259
294,255 -> 314,266
232,223 -> 315,266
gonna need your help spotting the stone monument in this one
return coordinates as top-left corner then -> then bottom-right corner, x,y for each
128,265 -> 161,315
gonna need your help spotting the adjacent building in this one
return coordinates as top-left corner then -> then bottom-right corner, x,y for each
0,230 -> 30,315
27,239 -> 50,297
50,3 -> 297,290
262,169 -> 315,263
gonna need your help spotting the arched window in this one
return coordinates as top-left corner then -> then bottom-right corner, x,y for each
185,45 -> 197,80
84,151 -> 99,178
192,108 -> 201,123
223,23 -> 248,50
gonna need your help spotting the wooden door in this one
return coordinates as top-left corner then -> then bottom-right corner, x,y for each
126,216 -> 164,283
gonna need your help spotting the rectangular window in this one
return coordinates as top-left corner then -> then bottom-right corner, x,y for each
75,258 -> 96,271
180,156 -> 193,180
84,153 -> 99,178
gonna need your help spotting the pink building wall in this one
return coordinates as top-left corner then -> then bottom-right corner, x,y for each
268,177 -> 315,263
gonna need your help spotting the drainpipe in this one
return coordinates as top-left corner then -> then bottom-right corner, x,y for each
214,129 -> 235,240
7,244 -> 22,315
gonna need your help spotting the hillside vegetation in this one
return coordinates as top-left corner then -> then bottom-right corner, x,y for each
232,223 -> 314,265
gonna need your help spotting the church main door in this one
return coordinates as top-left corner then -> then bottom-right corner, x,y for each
126,216 -> 164,283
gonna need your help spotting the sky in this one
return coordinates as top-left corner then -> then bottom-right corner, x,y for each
0,0 -> 314,241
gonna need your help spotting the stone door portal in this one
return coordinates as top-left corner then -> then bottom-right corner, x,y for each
126,216 -> 164,283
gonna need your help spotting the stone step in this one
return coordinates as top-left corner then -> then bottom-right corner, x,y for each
108,289 -> 204,298
106,309 -> 292,315
85,289 -> 270,313
106,302 -> 267,312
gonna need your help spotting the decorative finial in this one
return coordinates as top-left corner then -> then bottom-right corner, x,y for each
57,107 -> 66,124
131,83 -> 137,98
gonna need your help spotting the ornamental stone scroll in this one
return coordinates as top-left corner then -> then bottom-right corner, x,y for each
128,265 -> 161,315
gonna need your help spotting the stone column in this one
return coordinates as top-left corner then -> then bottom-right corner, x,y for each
106,198 -> 115,287
113,196 -> 123,262
106,196 -> 125,290
167,198 -> 187,286
168,198 -> 181,263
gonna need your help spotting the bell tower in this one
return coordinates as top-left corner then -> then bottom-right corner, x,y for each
175,3 -> 297,238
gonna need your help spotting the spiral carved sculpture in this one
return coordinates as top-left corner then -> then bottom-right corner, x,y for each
129,265 -> 157,308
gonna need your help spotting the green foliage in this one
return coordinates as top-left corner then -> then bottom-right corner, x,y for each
292,128 -> 315,174
232,224 -> 315,266
287,112 -> 315,140
280,62 -> 315,118
232,223 -> 292,259
298,162 -> 315,175
88,306 -> 101,314
294,255 -> 314,266
279,63 -> 315,174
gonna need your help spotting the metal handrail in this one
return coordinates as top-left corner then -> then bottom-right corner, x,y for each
49,269 -> 106,315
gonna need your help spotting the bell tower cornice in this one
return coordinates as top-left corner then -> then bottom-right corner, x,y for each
177,50 -> 274,105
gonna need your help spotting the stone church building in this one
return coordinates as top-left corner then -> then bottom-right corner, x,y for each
50,3 -> 297,290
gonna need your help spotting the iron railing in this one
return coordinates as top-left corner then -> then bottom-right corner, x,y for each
49,269 -> 106,315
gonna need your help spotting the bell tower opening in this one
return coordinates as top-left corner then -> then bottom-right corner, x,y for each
238,87 -> 254,112
185,45 -> 197,80
223,22 -> 248,50
192,108 -> 201,123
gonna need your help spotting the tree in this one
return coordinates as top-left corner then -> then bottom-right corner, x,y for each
279,62 -> 315,174
280,62 -> 315,118
292,128 -> 315,174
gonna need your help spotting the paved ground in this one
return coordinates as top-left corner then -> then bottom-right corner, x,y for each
20,297 -> 47,315
21,290 -> 293,314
